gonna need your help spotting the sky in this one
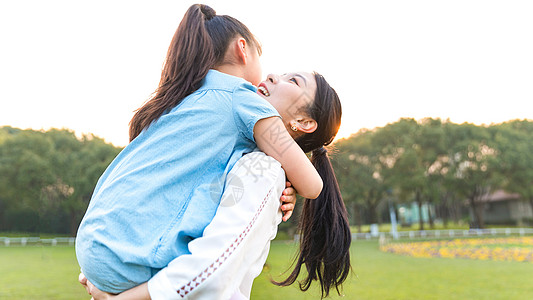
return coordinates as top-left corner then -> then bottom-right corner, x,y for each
1,0 -> 532,147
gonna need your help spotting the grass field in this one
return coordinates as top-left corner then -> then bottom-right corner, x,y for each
252,240 -> 533,300
1,239 -> 532,299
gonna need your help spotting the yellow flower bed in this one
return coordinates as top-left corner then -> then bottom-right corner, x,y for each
380,237 -> 533,262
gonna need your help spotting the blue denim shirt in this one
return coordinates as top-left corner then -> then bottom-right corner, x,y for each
75,70 -> 280,293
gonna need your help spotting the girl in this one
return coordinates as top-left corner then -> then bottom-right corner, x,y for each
76,3 -> 320,294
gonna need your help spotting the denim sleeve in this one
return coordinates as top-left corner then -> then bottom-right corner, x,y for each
232,84 -> 280,143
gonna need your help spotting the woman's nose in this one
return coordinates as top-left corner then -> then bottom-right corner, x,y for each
267,74 -> 279,84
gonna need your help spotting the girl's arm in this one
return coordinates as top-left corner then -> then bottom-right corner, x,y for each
254,117 -> 323,199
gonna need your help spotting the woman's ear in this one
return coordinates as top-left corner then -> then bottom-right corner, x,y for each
296,118 -> 317,134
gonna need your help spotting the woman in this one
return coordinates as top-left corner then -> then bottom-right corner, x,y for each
81,71 -> 351,299
76,4 -> 322,296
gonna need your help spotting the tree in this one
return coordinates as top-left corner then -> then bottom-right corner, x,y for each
62,134 -> 121,234
372,119 -> 425,228
0,126 -> 121,234
491,120 -> 533,224
443,122 -> 499,228
330,119 -> 533,230
332,129 -> 390,231
43,130 -> 121,234
0,129 -> 55,231
371,118 -> 449,230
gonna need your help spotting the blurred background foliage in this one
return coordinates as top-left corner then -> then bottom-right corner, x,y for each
0,126 -> 121,235
1,118 -> 532,236
330,118 -> 533,231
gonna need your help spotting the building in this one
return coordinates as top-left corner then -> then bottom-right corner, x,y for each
479,190 -> 533,225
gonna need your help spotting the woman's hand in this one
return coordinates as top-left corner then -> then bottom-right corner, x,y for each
79,273 -> 115,300
280,181 -> 297,222
79,273 -> 151,300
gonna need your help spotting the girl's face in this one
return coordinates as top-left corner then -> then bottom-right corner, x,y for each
257,72 -> 317,136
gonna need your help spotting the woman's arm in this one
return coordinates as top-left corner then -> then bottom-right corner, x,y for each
254,117 -> 323,199
112,283 -> 150,300
146,152 -> 285,299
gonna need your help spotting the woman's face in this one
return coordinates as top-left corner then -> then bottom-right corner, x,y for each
257,72 -> 317,136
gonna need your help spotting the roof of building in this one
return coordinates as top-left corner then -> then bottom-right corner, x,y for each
479,190 -> 521,203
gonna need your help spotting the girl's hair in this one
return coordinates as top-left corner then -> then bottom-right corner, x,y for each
274,73 -> 351,298
129,4 -> 261,141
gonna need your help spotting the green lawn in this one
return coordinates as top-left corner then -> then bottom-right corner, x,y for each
0,246 -> 85,299
1,240 -> 532,299
253,240 -> 533,300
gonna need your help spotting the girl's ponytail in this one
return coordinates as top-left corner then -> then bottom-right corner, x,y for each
129,4 -> 261,141
275,147 -> 351,298
129,4 -> 216,141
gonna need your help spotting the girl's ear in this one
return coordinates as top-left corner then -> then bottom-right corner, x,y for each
295,118 -> 318,134
235,37 -> 247,64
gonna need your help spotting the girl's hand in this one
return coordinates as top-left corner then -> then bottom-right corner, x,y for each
79,273 -> 115,300
280,181 -> 296,222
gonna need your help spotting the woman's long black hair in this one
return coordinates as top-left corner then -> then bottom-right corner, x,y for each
274,73 -> 352,298
129,4 -> 261,141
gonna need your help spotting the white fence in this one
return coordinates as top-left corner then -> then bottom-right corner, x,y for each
351,227 -> 533,240
0,236 -> 75,246
3,228 -> 533,246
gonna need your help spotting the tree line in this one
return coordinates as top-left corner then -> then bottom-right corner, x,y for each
0,126 -> 121,235
1,119 -> 532,235
330,118 -> 533,231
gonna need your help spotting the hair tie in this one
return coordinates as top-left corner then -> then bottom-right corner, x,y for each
200,4 -> 216,20
314,147 -> 328,156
